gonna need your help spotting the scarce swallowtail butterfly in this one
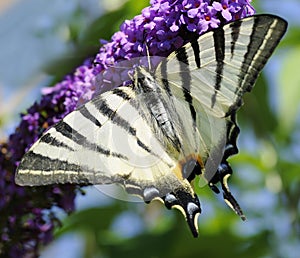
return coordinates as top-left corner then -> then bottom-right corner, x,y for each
15,15 -> 287,237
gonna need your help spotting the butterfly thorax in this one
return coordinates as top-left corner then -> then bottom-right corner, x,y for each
133,66 -> 184,157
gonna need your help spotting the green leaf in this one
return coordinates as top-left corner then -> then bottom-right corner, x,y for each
55,204 -> 123,237
100,216 -> 270,258
278,27 -> 300,48
239,74 -> 277,138
278,47 -> 300,134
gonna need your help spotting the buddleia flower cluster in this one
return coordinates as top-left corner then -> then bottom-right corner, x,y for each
0,0 -> 255,256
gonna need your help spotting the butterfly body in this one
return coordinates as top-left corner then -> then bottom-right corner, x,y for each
15,15 -> 287,237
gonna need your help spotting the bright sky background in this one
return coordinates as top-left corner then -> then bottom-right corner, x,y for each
0,0 -> 103,139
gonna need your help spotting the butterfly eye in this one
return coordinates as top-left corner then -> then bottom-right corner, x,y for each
182,159 -> 201,182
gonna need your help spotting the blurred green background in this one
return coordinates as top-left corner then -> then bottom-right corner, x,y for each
0,0 -> 299,257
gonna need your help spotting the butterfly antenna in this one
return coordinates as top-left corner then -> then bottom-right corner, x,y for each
145,43 -> 152,71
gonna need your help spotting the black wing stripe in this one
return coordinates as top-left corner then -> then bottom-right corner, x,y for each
159,59 -> 173,96
191,40 -> 201,68
229,19 -> 242,58
19,151 -> 88,173
227,16 -> 287,115
112,87 -> 132,101
211,27 -> 225,108
79,105 -> 102,127
176,47 -> 197,125
176,47 -> 189,65
238,16 -> 285,94
238,17 -> 265,93
95,99 -> 154,154
96,99 -> 137,136
57,121 -> 126,159
40,133 -> 74,151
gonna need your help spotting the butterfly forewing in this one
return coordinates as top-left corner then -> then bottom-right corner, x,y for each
16,86 -> 175,186
156,15 -> 287,116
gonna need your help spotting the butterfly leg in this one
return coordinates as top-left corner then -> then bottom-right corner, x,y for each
209,160 -> 246,221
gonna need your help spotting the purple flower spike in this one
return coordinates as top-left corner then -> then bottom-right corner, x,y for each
0,0 -> 255,256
